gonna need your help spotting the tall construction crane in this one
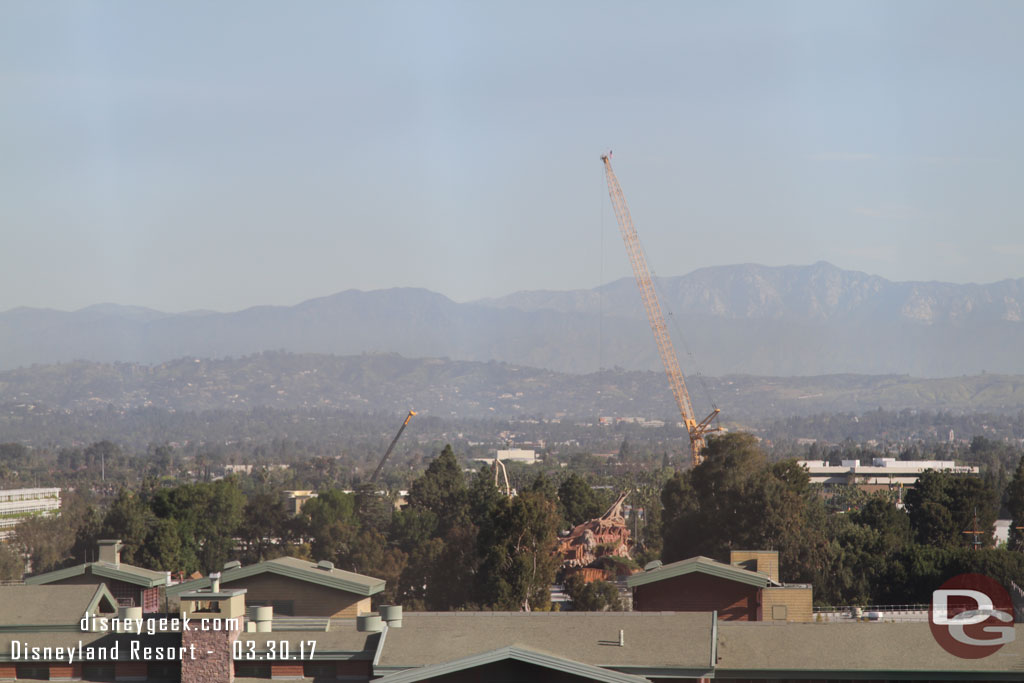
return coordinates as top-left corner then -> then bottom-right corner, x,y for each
369,409 -> 417,484
601,154 -> 720,467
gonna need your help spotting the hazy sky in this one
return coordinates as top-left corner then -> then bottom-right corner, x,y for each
2,1 -> 1022,312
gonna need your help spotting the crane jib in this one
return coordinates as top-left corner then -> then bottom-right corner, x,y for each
601,155 -> 720,467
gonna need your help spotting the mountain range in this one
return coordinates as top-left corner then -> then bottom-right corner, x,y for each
3,262 -> 1024,376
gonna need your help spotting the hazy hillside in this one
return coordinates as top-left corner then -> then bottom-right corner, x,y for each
2,263 -> 1024,376
3,352 -> 1024,423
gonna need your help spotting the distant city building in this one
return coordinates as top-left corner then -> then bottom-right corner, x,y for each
282,490 -> 317,515
797,458 -> 979,492
0,487 -> 61,541
474,448 -> 538,465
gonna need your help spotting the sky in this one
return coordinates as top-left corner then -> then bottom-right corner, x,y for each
1,1 -> 1022,313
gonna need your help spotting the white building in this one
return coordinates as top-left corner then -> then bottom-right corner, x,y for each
796,458 -> 978,490
474,448 -> 539,466
0,487 -> 61,540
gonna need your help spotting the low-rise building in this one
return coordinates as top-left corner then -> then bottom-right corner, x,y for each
166,557 -> 384,618
2,582 -> 1024,681
0,487 -> 61,541
493,448 -> 537,463
24,540 -> 169,613
797,457 -> 979,492
282,490 -> 317,515
627,551 -> 812,622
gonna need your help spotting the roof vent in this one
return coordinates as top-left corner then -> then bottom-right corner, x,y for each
223,560 -> 241,571
317,560 -> 335,571
644,560 -> 663,571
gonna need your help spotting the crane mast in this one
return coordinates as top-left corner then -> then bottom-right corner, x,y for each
601,154 -> 720,467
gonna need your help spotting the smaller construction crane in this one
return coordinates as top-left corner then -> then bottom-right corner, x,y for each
369,410 -> 417,484
493,457 -> 513,498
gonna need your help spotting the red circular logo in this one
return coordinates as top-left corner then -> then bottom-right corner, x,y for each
929,573 -> 1015,659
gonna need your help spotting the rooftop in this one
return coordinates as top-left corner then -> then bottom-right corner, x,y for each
626,555 -> 776,589
0,585 -> 117,629
374,611 -> 715,675
166,556 -> 385,597
716,621 -> 1024,676
24,559 -> 169,588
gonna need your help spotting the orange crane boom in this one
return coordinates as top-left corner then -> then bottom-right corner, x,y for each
601,154 -> 720,467
369,410 -> 416,484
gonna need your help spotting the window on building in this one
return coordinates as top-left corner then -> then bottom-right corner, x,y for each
194,600 -> 221,613
14,665 -> 48,680
304,662 -> 336,681
234,661 -> 271,678
81,663 -> 116,681
148,662 -> 181,681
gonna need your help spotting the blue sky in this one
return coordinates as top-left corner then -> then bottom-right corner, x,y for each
2,1 -> 1021,312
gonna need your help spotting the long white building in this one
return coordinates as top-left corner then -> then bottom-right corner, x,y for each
0,487 -> 61,540
796,457 -> 978,490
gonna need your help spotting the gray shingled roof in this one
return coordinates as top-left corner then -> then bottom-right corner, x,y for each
234,628 -> 379,660
0,585 -> 118,629
716,621 -> 1024,676
0,633 -> 181,662
374,611 -> 716,677
626,555 -> 774,589
374,646 -> 652,683
166,556 -> 385,598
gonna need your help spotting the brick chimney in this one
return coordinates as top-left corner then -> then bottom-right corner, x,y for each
97,539 -> 122,565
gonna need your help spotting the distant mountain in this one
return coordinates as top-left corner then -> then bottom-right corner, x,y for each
482,261 -> 1024,324
2,263 -> 1024,376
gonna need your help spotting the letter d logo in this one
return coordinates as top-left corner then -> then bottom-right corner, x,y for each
930,574 -> 1015,658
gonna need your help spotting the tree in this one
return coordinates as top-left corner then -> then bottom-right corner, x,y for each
344,528 -> 408,606
138,519 -> 186,571
302,489 -> 359,565
16,515 -> 73,574
1006,456 -> 1024,549
0,542 -> 25,581
406,445 -> 467,534
558,474 -> 602,527
0,443 -> 29,469
659,433 -> 829,584
565,574 -> 622,611
905,470 -> 998,549
476,491 -> 561,610
102,489 -> 154,564
239,492 -> 289,564
617,438 -> 632,462
354,485 -> 393,535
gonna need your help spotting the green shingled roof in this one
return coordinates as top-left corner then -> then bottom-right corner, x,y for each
166,556 -> 385,598
625,555 -> 774,589
24,561 -> 168,588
